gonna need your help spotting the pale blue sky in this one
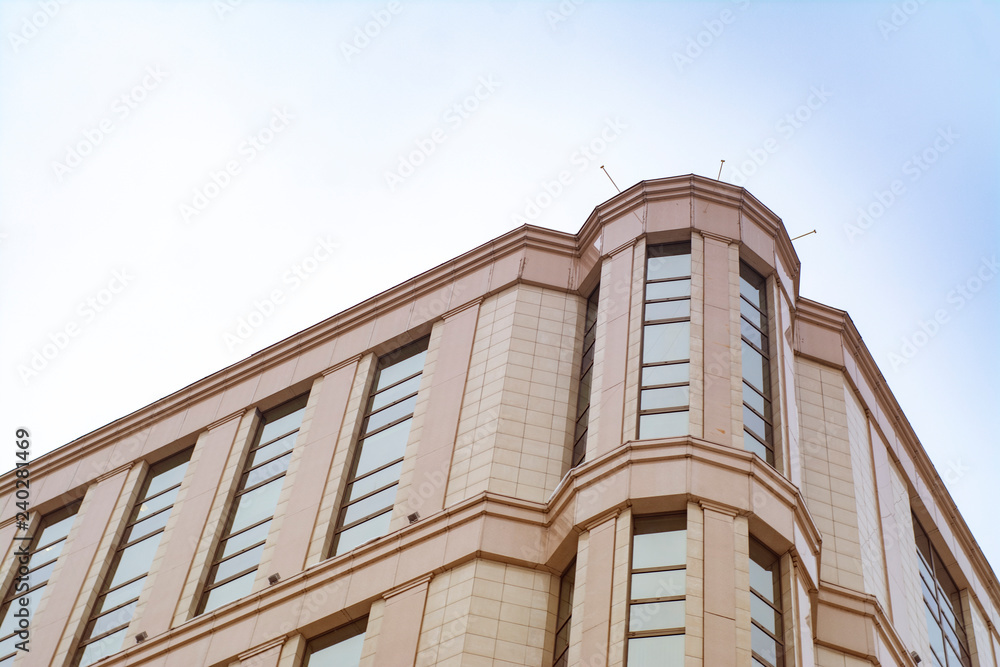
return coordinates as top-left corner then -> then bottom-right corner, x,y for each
2,1 -> 997,570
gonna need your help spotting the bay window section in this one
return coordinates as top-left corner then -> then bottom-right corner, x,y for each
914,515 -> 971,667
740,263 -> 774,465
638,244 -> 691,440
332,338 -> 429,556
198,394 -> 309,614
750,538 -> 784,667
553,560 -> 576,667
627,515 -> 686,666
304,617 -> 367,667
73,450 -> 192,667
572,288 -> 599,467
0,503 -> 80,666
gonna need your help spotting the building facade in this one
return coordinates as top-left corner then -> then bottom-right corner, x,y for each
2,175 -> 998,667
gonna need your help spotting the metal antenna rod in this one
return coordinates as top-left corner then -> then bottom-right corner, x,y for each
790,229 -> 817,241
717,159 -> 725,181
600,165 -> 621,192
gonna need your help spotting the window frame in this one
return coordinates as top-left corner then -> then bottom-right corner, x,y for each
749,537 -> 785,667
572,287 -> 599,468
913,514 -> 971,667
740,262 -> 775,466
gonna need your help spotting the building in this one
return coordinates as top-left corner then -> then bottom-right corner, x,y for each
2,174 -> 998,667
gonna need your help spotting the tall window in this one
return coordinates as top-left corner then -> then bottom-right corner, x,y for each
553,560 -> 576,667
627,515 -> 686,666
332,338 -> 429,556
198,394 -> 309,614
638,244 -> 691,439
914,516 -> 971,667
304,617 -> 367,667
572,288 -> 599,467
750,538 -> 784,667
73,450 -> 191,666
740,263 -> 774,465
0,503 -> 80,666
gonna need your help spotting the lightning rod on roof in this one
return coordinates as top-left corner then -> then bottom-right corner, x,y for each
790,229 -> 817,241
600,165 -> 621,193
717,159 -> 725,181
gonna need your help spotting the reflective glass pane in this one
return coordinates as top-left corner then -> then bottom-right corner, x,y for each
743,382 -> 766,415
742,341 -> 768,393
629,600 -> 684,632
87,600 -> 136,639
335,510 -> 392,556
370,375 -> 422,412
220,521 -> 271,560
94,578 -> 145,616
250,432 -> 298,468
354,421 -> 412,477
643,323 -> 690,363
752,623 -> 778,666
341,485 -> 399,526
229,478 -> 284,533
201,571 -> 255,613
749,552 -> 777,604
647,252 -> 690,281
639,412 -> 688,439
646,279 -> 691,301
36,514 -> 76,549
365,395 -> 418,433
632,529 -> 686,569
376,350 -> 428,389
0,635 -> 19,661
348,462 -> 404,502
741,318 -> 764,349
28,559 -> 57,584
258,404 -> 306,445
0,586 -> 44,636
577,367 -> 593,413
307,632 -> 365,667
107,534 -> 163,590
744,405 -> 770,442
244,452 -> 291,488
123,509 -> 170,544
631,570 -> 686,599
741,298 -> 764,328
28,540 -> 65,570
626,635 -> 684,667
745,432 -> 771,461
134,486 -> 180,522
645,300 -> 690,322
77,627 -> 127,667
751,595 -> 780,634
642,364 -> 688,387
740,276 -> 764,308
641,387 -> 689,411
212,544 -> 264,583
144,456 -> 190,499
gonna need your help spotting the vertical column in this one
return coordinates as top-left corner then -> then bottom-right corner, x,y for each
701,502 -> 737,667
24,463 -> 134,667
590,245 -> 633,459
135,411 -> 245,636
266,362 -> 358,578
371,576 -> 431,666
572,512 -> 618,665
701,235 -> 736,447
393,302 -> 479,523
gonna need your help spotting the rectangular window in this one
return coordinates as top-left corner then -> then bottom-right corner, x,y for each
0,503 -> 80,666
553,560 -> 576,667
304,617 -> 367,666
572,288 -> 599,467
750,538 -> 784,667
914,515 -> 971,667
73,450 -> 192,667
198,394 -> 309,615
740,263 -> 774,465
332,338 -> 429,557
627,515 -> 686,667
639,244 -> 691,440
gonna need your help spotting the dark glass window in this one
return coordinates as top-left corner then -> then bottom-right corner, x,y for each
198,395 -> 309,614
72,450 -> 192,666
639,244 -> 691,439
627,515 -> 686,667
304,617 -> 367,667
740,263 -> 775,465
750,538 -> 784,667
553,560 -> 576,667
332,338 -> 429,556
0,503 -> 80,665
914,516 -> 971,667
572,288 -> 599,467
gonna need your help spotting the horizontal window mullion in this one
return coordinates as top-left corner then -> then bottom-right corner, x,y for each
243,450 -> 294,476
630,594 -> 685,604
745,429 -> 773,452
235,471 -> 287,497
644,317 -> 691,325
372,370 -> 423,396
342,480 -> 401,508
742,336 -> 769,358
99,573 -> 148,599
641,381 -> 690,390
741,296 -> 764,316
645,296 -> 691,305
639,407 -> 689,416
631,565 -> 686,574
222,516 -> 273,544
205,565 -> 261,592
646,276 -> 691,284
751,619 -> 784,645
252,428 -> 299,452
364,391 -> 420,420
134,482 -> 183,508
336,506 -> 394,533
212,539 -> 268,569
743,403 -> 773,427
751,650 -> 778,667
79,622 -> 131,647
751,589 -> 782,613
350,456 -> 405,486
626,628 -> 685,639
361,413 -> 415,440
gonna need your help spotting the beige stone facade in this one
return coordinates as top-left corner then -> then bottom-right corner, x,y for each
1,175 -> 997,667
